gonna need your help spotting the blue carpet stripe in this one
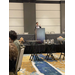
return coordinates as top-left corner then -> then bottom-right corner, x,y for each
33,55 -> 62,75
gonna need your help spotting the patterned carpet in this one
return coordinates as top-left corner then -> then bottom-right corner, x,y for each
17,53 -> 65,75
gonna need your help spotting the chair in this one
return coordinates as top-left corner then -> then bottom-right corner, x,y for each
45,31 -> 49,34
50,31 -> 55,34
14,48 -> 25,75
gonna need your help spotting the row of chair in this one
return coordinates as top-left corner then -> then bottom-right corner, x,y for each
45,31 -> 55,34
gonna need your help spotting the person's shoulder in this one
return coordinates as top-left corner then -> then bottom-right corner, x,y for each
14,40 -> 19,42
14,40 -> 20,45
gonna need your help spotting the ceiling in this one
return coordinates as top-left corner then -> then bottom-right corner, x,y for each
9,0 -> 65,3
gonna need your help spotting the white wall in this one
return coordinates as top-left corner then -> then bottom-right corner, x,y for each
9,3 -> 24,34
9,3 -> 60,34
36,4 -> 60,33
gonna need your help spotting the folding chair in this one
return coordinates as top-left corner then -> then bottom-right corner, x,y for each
14,48 -> 25,75
50,31 -> 55,34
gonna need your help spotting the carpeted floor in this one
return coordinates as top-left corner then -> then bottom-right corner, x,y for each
17,53 -> 65,75
41,53 -> 65,73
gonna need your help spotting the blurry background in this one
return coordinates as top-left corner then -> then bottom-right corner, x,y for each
9,0 -> 65,34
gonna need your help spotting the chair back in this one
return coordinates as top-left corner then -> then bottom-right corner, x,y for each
50,31 -> 55,34
14,48 -> 25,75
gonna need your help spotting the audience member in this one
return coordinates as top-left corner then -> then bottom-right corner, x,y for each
9,30 -> 20,51
19,37 -> 24,44
9,43 -> 18,72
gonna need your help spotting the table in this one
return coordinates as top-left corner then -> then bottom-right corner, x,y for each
45,43 -> 65,60
24,42 -> 65,60
59,42 -> 65,59
45,44 -> 56,60
26,40 -> 42,61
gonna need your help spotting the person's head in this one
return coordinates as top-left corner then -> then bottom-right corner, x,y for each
9,43 -> 18,61
9,30 -> 17,42
19,37 -> 24,44
36,22 -> 38,26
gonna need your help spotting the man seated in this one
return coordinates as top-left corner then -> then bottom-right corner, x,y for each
19,37 -> 25,44
9,30 -> 20,51
19,37 -> 25,48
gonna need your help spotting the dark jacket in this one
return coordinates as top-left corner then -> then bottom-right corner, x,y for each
9,59 -> 16,72
35,25 -> 41,29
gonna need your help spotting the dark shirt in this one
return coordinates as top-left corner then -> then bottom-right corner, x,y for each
35,25 -> 41,29
9,59 -> 16,72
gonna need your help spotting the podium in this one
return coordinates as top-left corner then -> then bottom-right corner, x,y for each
35,28 -> 45,43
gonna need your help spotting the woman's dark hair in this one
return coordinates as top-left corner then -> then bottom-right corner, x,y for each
9,30 -> 17,41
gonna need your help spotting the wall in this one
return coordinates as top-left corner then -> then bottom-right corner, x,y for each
9,3 -> 62,34
60,2 -> 65,33
9,3 -> 24,34
36,3 -> 60,34
23,3 -> 36,34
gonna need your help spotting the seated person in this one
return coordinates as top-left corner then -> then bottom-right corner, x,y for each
19,37 -> 25,48
19,37 -> 25,44
9,43 -> 18,72
9,30 -> 20,51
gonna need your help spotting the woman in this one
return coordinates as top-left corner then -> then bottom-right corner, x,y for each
9,43 -> 18,72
